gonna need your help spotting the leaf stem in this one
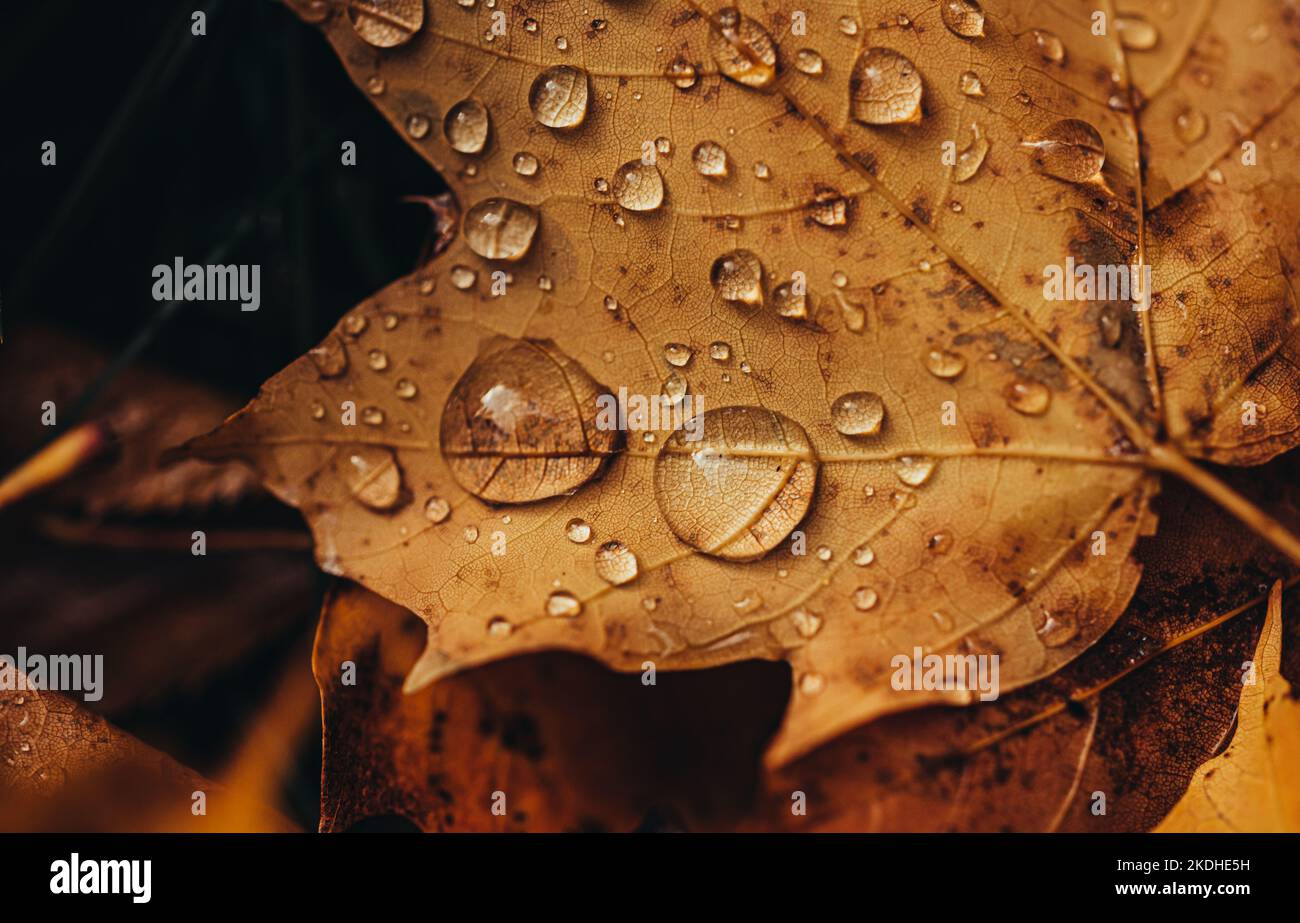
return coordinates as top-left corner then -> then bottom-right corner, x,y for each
1149,444 -> 1300,565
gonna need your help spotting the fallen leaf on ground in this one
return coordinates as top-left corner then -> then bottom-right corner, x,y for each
1155,580 -> 1300,832
192,0 -> 1300,763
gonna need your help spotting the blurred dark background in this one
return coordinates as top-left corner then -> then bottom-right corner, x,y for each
0,0 -> 447,830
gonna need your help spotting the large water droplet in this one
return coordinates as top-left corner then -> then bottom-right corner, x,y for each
1004,377 -> 1052,415
941,0 -> 985,38
692,140 -> 730,178
850,47 -> 924,125
654,406 -> 818,561
348,0 -> 424,48
612,159 -> 665,211
594,540 -> 639,585
709,8 -> 778,90
529,65 -> 590,129
953,123 -> 989,183
831,391 -> 885,436
710,249 -> 765,306
1020,119 -> 1105,184
463,198 -> 540,261
345,445 -> 405,511
443,99 -> 491,154
440,339 -> 621,503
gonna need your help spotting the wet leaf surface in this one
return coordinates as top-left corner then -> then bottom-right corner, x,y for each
192,0 -> 1300,763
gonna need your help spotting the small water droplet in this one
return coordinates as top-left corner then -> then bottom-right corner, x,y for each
487,616 -> 513,638
309,336 -> 349,378
361,406 -> 385,426
709,341 -> 732,362
692,140 -> 730,178
711,8 -> 778,89
395,378 -> 418,399
753,161 -> 771,180
594,540 -> 639,585
959,70 -> 985,97
405,112 -> 432,140
710,249 -> 765,306
668,59 -> 698,89
773,280 -> 809,319
463,198 -> 540,261
547,591 -> 582,618
831,391 -> 885,436
1036,609 -> 1079,647
953,123 -> 989,183
808,186 -> 848,226
1098,308 -> 1124,347
852,586 -> 879,611
791,608 -> 822,638
895,455 -> 936,486
366,74 -> 387,96
367,348 -> 389,371
612,159 -> 665,211
816,545 -> 833,562
1116,15 -> 1158,51
662,371 -> 688,406
941,0 -> 985,38
794,48 -> 824,76
529,65 -> 590,129
1175,107 -> 1207,145
1004,377 -> 1052,415
1020,119 -> 1106,184
1033,28 -> 1066,64
346,446 -> 404,510
926,531 -> 953,554
850,48 -> 924,125
555,36 -> 569,51
853,544 -> 875,566
663,342 -> 694,368
565,517 -> 592,543
838,15 -> 859,36
450,265 -> 477,290
444,99 -> 491,154
799,672 -> 826,695
924,347 -> 966,379
422,496 -> 451,523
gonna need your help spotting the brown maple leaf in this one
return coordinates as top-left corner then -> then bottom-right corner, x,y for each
189,0 -> 1300,764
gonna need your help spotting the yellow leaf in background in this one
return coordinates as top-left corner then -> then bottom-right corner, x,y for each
1155,581 -> 1300,832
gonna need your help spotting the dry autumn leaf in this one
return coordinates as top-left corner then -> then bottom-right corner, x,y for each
1155,580 -> 1300,832
0,680 -> 296,832
191,0 -> 1300,764
315,580 -> 784,831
